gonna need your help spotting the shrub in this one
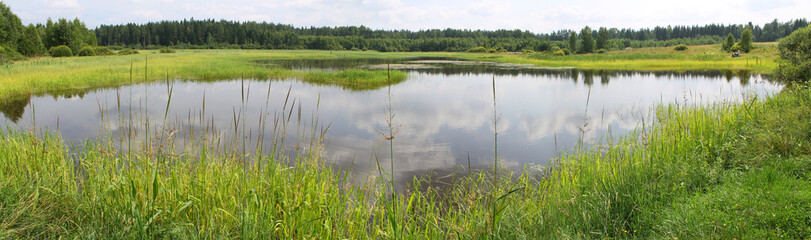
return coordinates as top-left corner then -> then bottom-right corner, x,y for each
48,45 -> 73,57
730,43 -> 741,52
118,48 -> 139,55
561,48 -> 572,55
522,49 -> 536,54
93,46 -> 114,56
774,25 -> 811,82
77,46 -> 96,56
0,45 -> 23,64
159,47 -> 176,53
553,49 -> 566,56
674,44 -> 688,51
466,46 -> 487,53
487,48 -> 498,53
596,48 -> 607,54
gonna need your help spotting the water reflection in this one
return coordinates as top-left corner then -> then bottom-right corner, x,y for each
0,66 -> 782,190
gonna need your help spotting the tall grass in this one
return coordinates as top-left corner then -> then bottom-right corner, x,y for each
0,50 -> 408,99
1,71 -> 809,238
1,45 -> 779,99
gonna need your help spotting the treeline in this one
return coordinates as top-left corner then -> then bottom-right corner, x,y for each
546,19 -> 808,42
0,2 -> 97,61
95,18 -> 809,52
2,0 -> 810,58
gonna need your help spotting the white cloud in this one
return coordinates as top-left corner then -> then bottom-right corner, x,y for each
5,0 -> 810,32
46,0 -> 80,9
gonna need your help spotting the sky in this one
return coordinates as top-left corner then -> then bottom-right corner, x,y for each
5,0 -> 809,33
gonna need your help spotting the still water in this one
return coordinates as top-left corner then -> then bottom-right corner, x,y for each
0,58 -> 781,187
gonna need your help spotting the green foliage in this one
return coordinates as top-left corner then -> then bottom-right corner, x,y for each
596,27 -> 609,50
775,25 -> 811,82
0,2 -> 23,51
521,49 -> 536,54
94,46 -> 114,55
159,47 -> 176,53
48,45 -> 73,57
118,48 -> 139,55
16,25 -> 46,56
673,44 -> 688,51
730,43 -> 740,52
568,32 -> 578,53
723,33 -> 735,51
552,49 -> 566,56
77,46 -> 96,56
0,45 -> 23,64
466,46 -> 487,53
43,18 -> 96,53
738,29 -> 754,53
596,48 -> 607,54
561,48 -> 571,55
579,26 -> 595,53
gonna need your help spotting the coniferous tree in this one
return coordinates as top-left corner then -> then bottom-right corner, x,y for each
568,32 -> 578,53
596,27 -> 609,50
738,29 -> 753,53
17,25 -> 46,56
579,26 -> 595,53
723,33 -> 735,51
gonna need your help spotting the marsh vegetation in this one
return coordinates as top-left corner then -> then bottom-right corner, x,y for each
1,1 -> 811,238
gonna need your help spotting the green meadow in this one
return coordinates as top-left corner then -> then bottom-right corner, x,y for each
0,42 -> 778,99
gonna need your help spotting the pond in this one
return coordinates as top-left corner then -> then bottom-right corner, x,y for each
0,58 -> 782,189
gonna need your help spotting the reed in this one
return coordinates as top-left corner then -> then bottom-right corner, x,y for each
0,67 -> 809,239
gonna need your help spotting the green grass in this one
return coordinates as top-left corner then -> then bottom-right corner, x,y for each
1,44 -> 808,239
443,42 -> 779,72
0,43 -> 779,100
0,50 -> 408,100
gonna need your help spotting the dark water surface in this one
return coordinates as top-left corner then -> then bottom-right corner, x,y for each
0,58 -> 782,187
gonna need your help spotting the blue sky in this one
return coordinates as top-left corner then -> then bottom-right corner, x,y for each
5,0 -> 808,33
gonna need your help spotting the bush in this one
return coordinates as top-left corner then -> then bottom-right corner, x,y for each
730,43 -> 741,52
596,48 -> 607,54
466,46 -> 487,53
553,49 -> 566,56
48,45 -> 73,57
93,46 -> 114,56
774,25 -> 811,82
0,45 -> 24,64
77,46 -> 96,56
561,48 -> 572,55
118,48 -> 139,55
674,44 -> 688,51
487,48 -> 498,53
159,47 -> 176,53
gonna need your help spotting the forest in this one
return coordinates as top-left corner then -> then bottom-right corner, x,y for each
1,0 -> 809,57
92,18 -> 808,52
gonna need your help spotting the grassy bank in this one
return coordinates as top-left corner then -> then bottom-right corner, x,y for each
0,50 -> 407,99
1,78 -> 808,238
443,42 -> 779,72
0,43 -> 778,100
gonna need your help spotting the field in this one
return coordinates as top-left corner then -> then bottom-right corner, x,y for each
0,42 -> 779,100
1,43 -> 810,239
